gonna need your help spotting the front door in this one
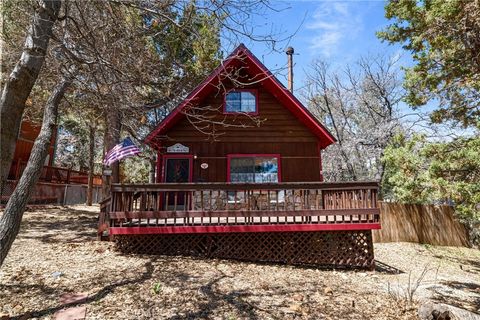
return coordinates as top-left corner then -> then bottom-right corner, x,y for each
163,156 -> 192,209
164,157 -> 191,183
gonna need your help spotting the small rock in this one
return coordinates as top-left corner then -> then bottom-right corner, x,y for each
59,292 -> 88,304
301,307 -> 311,317
324,287 -> 333,295
54,306 -> 86,320
357,272 -> 368,277
417,301 -> 479,320
292,293 -> 304,301
52,271 -> 63,279
418,302 -> 456,320
12,305 -> 22,314
95,247 -> 106,254
289,303 -> 302,313
260,282 -> 269,290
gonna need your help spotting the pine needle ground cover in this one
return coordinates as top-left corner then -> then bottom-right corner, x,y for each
1,205 -> 479,319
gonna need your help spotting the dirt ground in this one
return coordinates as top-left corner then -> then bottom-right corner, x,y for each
1,205 -> 479,320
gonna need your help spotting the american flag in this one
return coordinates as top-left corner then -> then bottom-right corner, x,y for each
103,137 -> 141,166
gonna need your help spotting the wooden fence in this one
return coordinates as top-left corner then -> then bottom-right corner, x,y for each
373,202 -> 470,247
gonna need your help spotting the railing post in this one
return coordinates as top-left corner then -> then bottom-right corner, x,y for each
14,159 -> 22,180
66,168 -> 71,184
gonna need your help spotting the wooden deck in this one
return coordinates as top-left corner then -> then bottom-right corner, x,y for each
99,181 -> 380,237
100,182 -> 380,269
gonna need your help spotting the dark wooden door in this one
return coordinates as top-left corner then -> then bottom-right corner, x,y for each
164,157 -> 191,209
165,158 -> 191,183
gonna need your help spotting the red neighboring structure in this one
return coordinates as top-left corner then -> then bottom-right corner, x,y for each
8,120 -> 56,180
8,120 -> 101,186
2,120 -> 102,206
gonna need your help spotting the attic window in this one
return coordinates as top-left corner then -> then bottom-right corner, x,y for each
224,90 -> 257,114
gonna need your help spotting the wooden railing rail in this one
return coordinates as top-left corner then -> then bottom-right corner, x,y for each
110,208 -> 380,219
16,161 -> 102,185
106,182 -> 380,230
111,181 -> 378,191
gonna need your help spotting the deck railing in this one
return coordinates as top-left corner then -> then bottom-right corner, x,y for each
99,182 -> 380,236
14,161 -> 102,185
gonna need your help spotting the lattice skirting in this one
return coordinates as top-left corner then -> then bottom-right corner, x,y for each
114,231 -> 375,269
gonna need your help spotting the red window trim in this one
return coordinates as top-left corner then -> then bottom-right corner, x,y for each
161,154 -> 194,183
226,153 -> 282,183
223,88 -> 259,115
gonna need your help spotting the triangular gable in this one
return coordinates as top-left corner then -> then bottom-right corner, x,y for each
145,44 -> 336,149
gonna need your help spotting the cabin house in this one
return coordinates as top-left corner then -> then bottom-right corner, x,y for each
145,45 -> 335,184
100,45 -> 380,269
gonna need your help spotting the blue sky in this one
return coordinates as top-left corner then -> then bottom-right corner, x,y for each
221,1 -> 474,138
217,1 -> 477,138
225,0 -> 406,91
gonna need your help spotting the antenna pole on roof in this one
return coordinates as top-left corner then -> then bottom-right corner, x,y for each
285,47 -> 294,93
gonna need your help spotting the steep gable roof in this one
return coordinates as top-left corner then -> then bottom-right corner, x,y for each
145,44 -> 336,149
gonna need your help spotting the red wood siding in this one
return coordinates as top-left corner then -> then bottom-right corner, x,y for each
8,121 -> 56,179
145,44 -> 336,149
158,86 -> 321,182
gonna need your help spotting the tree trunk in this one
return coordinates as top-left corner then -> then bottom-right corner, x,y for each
106,109 -> 121,183
86,125 -> 95,206
0,0 -> 62,193
0,78 -> 70,268
102,108 -> 121,198
0,2 -> 5,92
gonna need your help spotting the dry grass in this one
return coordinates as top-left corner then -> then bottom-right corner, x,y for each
375,242 -> 480,314
0,205 -> 478,319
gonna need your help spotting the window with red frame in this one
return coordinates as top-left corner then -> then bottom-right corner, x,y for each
225,90 -> 257,113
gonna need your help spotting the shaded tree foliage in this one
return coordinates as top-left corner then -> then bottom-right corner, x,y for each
378,0 -> 480,128
0,0 -> 62,190
383,133 -> 480,241
0,0 -> 290,268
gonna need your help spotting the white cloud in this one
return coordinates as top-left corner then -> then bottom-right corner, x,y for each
306,2 -> 363,57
